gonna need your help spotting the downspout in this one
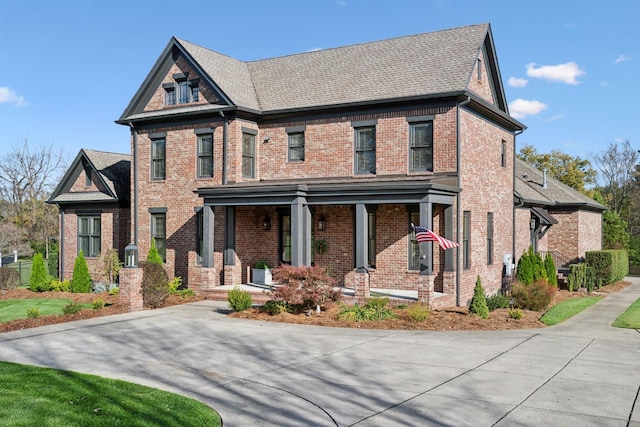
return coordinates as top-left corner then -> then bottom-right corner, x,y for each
455,95 -> 471,307
129,122 -> 138,246
221,111 -> 229,185
513,129 -> 524,267
59,208 -> 64,280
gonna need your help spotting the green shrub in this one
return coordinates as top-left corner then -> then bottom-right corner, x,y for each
0,267 -> 20,291
469,276 -> 489,319
406,304 -> 430,322
486,292 -> 511,311
70,251 -> 92,293
509,308 -> 523,320
108,286 -> 120,296
270,265 -> 340,312
26,307 -> 40,319
168,276 -> 182,294
254,260 -> 269,270
63,301 -> 83,315
365,296 -> 390,310
228,287 -> 253,312
91,298 -> 105,309
511,280 -> 556,311
531,250 -> 547,282
48,252 -> 59,279
147,239 -> 164,266
141,261 -> 169,308
585,266 -> 596,293
544,253 -> 558,287
29,253 -> 50,292
586,249 -> 629,286
261,300 -> 289,315
337,302 -> 397,322
49,279 -> 71,292
516,250 -> 533,285
99,248 -> 122,284
567,263 -> 587,292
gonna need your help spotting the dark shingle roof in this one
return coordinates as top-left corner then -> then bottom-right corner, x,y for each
175,23 -> 490,112
515,158 -> 605,211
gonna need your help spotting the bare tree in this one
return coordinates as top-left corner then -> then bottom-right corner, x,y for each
592,140 -> 639,216
0,139 -> 67,256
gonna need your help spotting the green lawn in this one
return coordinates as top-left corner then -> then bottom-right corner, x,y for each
612,297 -> 640,329
0,361 -> 221,426
0,299 -> 90,322
540,296 -> 603,326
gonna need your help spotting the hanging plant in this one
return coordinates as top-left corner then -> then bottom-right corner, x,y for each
315,238 -> 329,254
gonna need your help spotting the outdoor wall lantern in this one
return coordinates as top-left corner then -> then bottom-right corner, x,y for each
262,215 -> 271,231
124,243 -> 139,268
318,215 -> 327,231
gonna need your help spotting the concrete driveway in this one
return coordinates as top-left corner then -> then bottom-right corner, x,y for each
2,278 -> 640,426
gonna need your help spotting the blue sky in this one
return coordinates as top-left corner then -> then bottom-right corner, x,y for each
1,0 -> 638,164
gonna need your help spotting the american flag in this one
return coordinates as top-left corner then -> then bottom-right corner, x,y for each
413,224 -> 460,250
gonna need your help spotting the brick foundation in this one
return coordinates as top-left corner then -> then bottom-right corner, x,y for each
354,270 -> 371,304
417,274 -> 435,306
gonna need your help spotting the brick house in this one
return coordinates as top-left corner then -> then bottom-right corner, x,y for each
48,149 -> 131,281
514,158 -> 605,268
50,24 -> 601,308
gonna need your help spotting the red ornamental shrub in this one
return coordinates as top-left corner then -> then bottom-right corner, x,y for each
270,265 -> 340,310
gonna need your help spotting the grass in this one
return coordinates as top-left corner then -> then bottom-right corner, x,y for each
0,361 -> 221,426
540,296 -> 603,326
0,299 -> 91,322
612,297 -> 640,329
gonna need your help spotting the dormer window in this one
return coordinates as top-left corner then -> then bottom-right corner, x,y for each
164,73 -> 199,106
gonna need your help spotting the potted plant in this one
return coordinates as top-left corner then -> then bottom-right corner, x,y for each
252,261 -> 272,285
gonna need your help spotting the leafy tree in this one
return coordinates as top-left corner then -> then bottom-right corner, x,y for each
147,239 -> 163,266
70,250 -> 92,293
518,144 -> 597,193
603,210 -> 630,250
592,140 -> 639,216
469,276 -> 489,319
29,253 -> 49,292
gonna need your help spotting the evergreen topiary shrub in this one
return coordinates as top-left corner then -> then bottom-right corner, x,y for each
29,253 -> 50,292
70,250 -> 92,293
141,261 -> 169,308
147,239 -> 164,266
469,276 -> 489,319
544,253 -> 558,287
532,250 -> 547,282
516,250 -> 533,285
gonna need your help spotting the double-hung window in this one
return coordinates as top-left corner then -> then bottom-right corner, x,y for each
487,212 -> 494,265
78,214 -> 101,257
150,209 -> 167,262
286,126 -> 305,161
353,120 -> 376,175
196,128 -> 213,178
242,128 -> 256,178
150,133 -> 166,180
164,74 -> 199,106
408,116 -> 434,172
409,211 -> 421,270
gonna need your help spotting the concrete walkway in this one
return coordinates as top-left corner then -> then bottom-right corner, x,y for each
2,278 -> 640,426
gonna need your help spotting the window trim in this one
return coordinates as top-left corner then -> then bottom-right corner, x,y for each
408,120 -> 434,172
150,211 -> 167,262
241,130 -> 256,178
196,132 -> 214,179
287,131 -> 305,162
77,213 -> 101,258
354,125 -> 376,175
463,211 -> 471,270
150,137 -> 166,181
487,212 -> 494,265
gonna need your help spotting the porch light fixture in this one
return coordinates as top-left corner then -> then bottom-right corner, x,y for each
318,215 -> 327,231
124,243 -> 139,268
262,215 -> 271,231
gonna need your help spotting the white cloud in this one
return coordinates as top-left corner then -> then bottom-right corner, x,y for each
525,62 -> 585,85
508,98 -> 547,119
600,81 -> 611,87
545,112 -> 565,122
0,86 -> 27,107
508,77 -> 528,88
615,54 -> 630,63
